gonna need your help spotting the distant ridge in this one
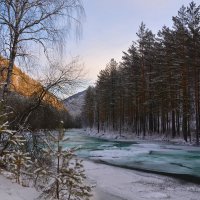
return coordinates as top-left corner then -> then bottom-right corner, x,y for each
63,90 -> 86,117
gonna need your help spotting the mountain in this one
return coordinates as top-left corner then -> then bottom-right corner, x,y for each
0,59 -> 65,110
63,90 -> 86,117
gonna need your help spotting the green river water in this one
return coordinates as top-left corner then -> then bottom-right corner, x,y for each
64,129 -> 200,180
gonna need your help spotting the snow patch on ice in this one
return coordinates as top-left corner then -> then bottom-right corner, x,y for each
89,148 -> 150,159
142,192 -> 169,199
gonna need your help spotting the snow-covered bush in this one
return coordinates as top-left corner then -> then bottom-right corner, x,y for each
39,122 -> 92,200
7,150 -> 32,184
0,101 -> 33,185
0,101 -> 92,199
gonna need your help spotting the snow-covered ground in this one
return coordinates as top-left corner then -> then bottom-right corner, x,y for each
0,160 -> 200,200
0,129 -> 199,200
0,174 -> 40,200
84,160 -> 200,200
83,128 -> 198,146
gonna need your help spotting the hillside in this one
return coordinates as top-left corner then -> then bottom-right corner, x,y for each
0,58 -> 65,110
63,90 -> 86,117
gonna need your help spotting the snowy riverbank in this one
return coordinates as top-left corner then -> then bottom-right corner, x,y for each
84,160 -> 200,200
0,129 -> 199,200
0,173 -> 40,200
82,128 -> 198,146
0,160 -> 200,200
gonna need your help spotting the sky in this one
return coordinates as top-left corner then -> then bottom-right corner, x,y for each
64,0 -> 200,90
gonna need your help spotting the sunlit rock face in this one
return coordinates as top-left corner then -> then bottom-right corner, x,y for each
0,58 -> 65,110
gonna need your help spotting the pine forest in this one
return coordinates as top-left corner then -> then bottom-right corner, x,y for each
83,2 -> 200,145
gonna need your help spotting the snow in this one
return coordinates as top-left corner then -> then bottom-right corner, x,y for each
0,174 -> 40,200
84,160 -> 200,200
63,90 -> 86,117
1,160 -> 200,200
89,148 -> 150,158
0,128 -> 199,200
83,128 -> 197,146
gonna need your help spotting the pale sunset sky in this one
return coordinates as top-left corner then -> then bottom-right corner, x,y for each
65,0 -> 199,89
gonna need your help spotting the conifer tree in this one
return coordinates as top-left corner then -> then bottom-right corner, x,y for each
82,87 -> 95,129
8,150 -> 32,184
186,1 -> 200,145
0,101 -> 34,185
40,121 -> 92,200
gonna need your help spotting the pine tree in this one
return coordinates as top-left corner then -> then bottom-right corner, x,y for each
0,101 -> 34,185
40,121 -> 92,200
82,87 -> 95,129
186,1 -> 200,145
7,150 -> 32,184
173,5 -> 191,142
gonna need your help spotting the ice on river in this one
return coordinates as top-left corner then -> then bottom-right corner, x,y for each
64,129 -> 200,179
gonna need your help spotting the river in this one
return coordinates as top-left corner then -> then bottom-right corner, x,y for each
64,129 -> 200,182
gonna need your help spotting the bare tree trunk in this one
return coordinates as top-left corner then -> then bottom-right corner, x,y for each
172,110 -> 176,138
3,43 -> 18,99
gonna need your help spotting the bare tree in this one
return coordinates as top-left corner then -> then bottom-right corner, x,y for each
0,0 -> 84,98
19,57 -> 85,126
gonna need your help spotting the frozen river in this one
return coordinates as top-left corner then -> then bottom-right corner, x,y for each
64,129 -> 200,181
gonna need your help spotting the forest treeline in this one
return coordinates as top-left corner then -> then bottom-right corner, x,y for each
82,1 -> 200,145
4,91 -> 78,130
